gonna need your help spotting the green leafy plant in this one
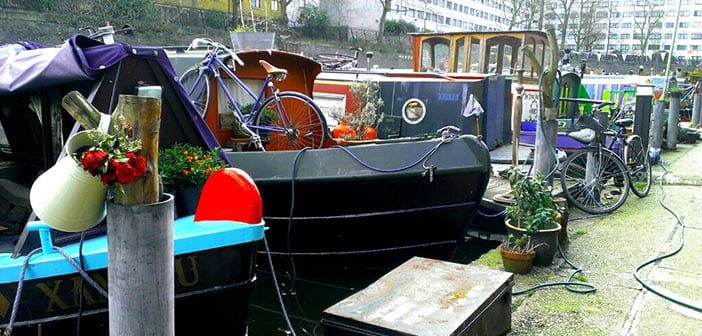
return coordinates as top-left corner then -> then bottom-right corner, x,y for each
501,233 -> 535,254
504,169 -> 558,234
158,143 -> 227,192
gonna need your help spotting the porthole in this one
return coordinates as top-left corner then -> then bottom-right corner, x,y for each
402,99 -> 426,125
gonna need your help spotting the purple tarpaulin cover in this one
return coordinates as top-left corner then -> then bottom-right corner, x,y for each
0,35 -> 223,156
0,35 -> 178,97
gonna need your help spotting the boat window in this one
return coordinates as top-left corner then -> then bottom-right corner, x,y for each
487,45 -> 498,74
502,45 -> 513,74
402,99 -> 426,124
468,37 -> 481,73
521,37 -> 535,77
453,37 -> 465,72
420,37 -> 450,72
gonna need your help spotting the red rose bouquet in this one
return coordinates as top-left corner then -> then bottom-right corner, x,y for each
73,116 -> 148,191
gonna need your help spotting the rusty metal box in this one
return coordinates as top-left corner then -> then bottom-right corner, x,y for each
321,256 -> 514,336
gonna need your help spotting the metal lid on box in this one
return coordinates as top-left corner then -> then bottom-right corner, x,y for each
322,256 -> 514,336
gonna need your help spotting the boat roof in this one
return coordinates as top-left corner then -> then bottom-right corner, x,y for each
408,30 -> 547,37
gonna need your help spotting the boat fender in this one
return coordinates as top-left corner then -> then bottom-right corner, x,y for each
193,168 -> 262,224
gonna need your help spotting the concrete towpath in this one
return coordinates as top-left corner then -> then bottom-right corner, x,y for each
473,140 -> 702,335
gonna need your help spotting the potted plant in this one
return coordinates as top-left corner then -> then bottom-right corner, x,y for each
331,79 -> 384,141
498,233 -> 538,274
158,143 -> 227,217
504,169 -> 561,266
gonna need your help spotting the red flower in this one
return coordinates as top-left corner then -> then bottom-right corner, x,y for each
100,162 -> 118,185
126,152 -> 147,177
81,149 -> 108,176
81,150 -> 147,186
113,159 -> 137,185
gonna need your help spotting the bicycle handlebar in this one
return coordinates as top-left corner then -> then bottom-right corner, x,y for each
559,97 -> 615,109
188,38 -> 244,67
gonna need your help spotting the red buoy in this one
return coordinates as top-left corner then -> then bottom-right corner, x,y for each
194,167 -> 262,224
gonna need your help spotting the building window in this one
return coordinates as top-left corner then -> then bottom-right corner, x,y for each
252,0 -> 260,9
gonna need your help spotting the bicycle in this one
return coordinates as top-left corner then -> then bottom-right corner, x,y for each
315,47 -> 362,70
179,38 -> 328,150
559,100 -> 652,214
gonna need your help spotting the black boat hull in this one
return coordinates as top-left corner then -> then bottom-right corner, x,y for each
227,134 -> 491,267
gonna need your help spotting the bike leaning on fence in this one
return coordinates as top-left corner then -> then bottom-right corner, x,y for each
559,101 -> 652,214
179,38 -> 328,150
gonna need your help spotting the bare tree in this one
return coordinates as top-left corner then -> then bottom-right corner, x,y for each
505,0 -> 541,30
633,0 -> 664,58
378,0 -> 393,43
277,0 -> 293,25
571,0 -> 601,51
545,0 -> 577,49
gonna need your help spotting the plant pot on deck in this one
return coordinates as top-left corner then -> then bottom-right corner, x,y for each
499,246 -> 535,274
505,219 -> 561,266
175,185 -> 203,218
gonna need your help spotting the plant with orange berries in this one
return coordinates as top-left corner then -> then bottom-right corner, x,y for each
158,143 -> 227,192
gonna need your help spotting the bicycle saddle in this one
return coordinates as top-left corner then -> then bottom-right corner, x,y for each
613,118 -> 633,128
258,60 -> 288,81
567,128 -> 596,144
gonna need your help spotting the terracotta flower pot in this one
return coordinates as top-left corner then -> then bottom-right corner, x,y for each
499,246 -> 535,274
505,219 -> 562,266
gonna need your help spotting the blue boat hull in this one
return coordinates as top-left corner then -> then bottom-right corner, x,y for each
0,217 -> 264,335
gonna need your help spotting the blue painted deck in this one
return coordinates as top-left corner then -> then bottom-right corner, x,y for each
0,216 -> 265,284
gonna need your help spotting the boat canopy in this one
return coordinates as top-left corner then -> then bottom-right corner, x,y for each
0,35 -> 220,183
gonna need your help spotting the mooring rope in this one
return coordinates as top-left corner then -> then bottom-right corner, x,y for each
2,246 -> 108,336
331,130 -> 457,177
267,201 -> 475,221
262,239 -> 458,257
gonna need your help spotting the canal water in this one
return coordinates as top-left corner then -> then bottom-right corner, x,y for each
247,237 -> 499,335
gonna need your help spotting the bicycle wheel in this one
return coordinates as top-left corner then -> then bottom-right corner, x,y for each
179,66 -> 211,117
625,135 -> 652,197
253,92 -> 328,150
560,147 -> 630,214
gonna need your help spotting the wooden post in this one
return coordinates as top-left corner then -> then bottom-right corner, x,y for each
105,91 -> 174,336
110,94 -> 161,205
